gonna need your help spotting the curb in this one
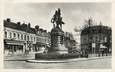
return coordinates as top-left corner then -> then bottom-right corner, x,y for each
26,60 -> 68,63
26,56 -> 111,63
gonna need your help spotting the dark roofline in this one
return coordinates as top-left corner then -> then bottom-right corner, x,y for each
4,20 -> 36,34
81,25 -> 111,35
4,19 -> 49,34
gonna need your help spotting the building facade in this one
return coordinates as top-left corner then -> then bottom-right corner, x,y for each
64,32 -> 77,53
35,25 -> 50,53
81,25 -> 112,57
4,18 -> 50,55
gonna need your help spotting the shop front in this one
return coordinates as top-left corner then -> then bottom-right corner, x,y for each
4,39 -> 25,55
35,42 -> 47,53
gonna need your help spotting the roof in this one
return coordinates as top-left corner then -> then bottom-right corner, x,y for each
81,25 -> 112,35
4,20 -> 36,34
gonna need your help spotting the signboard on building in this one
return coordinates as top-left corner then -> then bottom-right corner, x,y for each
100,44 -> 107,49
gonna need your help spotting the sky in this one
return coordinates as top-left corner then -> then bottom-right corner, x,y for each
4,1 -> 111,35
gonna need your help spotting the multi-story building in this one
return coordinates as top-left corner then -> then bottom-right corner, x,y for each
35,25 -> 50,52
4,18 -> 50,54
64,32 -> 77,53
81,24 -> 112,57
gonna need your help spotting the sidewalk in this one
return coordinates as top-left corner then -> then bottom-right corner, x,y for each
4,52 -> 111,63
4,52 -> 35,61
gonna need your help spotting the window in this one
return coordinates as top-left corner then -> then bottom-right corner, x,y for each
27,36 -> 29,41
21,34 -> 23,40
10,32 -> 12,38
34,37 -> 35,42
18,34 -> 20,39
90,37 -> 92,39
104,37 -> 107,42
24,35 -> 26,40
5,31 -> 7,38
37,31 -> 40,34
31,36 -> 33,41
95,36 -> 98,42
14,33 -> 16,38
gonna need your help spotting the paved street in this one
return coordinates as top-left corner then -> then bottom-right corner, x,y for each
4,56 -> 111,69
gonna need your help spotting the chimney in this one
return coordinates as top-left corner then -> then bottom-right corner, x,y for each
22,23 -> 27,28
44,30 -> 47,33
6,18 -> 11,22
28,23 -> 31,28
41,29 -> 43,32
39,28 -> 43,33
35,25 -> 39,31
17,22 -> 21,26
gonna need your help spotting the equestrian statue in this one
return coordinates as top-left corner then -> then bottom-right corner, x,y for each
51,8 -> 65,29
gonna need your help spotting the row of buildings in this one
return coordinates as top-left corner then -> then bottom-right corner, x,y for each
4,18 -> 51,54
4,18 -> 76,55
4,18 -> 111,57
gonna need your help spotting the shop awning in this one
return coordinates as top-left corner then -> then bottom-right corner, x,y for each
6,42 -> 23,45
36,42 -> 47,45
5,39 -> 25,45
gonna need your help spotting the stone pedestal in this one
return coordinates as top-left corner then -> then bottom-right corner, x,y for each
48,27 -> 68,54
